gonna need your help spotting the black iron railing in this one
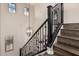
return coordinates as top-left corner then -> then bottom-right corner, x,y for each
20,19 -> 48,56
20,3 -> 63,56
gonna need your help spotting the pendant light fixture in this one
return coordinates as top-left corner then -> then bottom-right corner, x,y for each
24,3 -> 32,37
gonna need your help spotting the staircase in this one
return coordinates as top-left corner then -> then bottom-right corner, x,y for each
54,23 -> 79,56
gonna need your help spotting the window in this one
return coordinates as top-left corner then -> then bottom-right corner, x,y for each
8,3 -> 16,13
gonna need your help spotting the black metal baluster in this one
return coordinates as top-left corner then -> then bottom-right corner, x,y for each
40,29 -> 41,51
41,27 -> 43,50
45,23 -> 47,48
41,25 -> 44,50
38,30 -> 41,51
36,32 -> 38,53
32,37 -> 34,55
41,26 -> 43,50
28,43 -> 30,55
24,48 -> 25,56
25,46 -> 27,55
46,22 -> 48,45
35,32 -> 38,53
37,31 -> 39,52
35,35 -> 37,54
20,48 -> 22,56
26,45 -> 28,55
44,25 -> 45,49
43,24 -> 45,49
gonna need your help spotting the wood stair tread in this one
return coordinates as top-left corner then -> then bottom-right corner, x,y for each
63,23 -> 79,25
61,29 -> 79,37
54,43 -> 79,55
58,35 -> 79,41
61,29 -> 79,31
53,50 -> 63,56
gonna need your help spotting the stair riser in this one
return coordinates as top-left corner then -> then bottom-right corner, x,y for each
64,24 -> 79,30
58,37 -> 79,49
53,46 -> 76,56
61,30 -> 79,37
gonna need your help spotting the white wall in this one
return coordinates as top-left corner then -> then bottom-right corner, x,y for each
0,3 -> 35,56
33,3 -> 55,31
64,3 -> 79,23
0,4 -> 1,55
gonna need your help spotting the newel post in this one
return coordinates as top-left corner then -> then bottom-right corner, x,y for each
61,3 -> 64,24
47,5 -> 53,48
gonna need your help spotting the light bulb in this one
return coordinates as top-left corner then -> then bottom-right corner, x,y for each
26,27 -> 32,37
24,8 -> 29,16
